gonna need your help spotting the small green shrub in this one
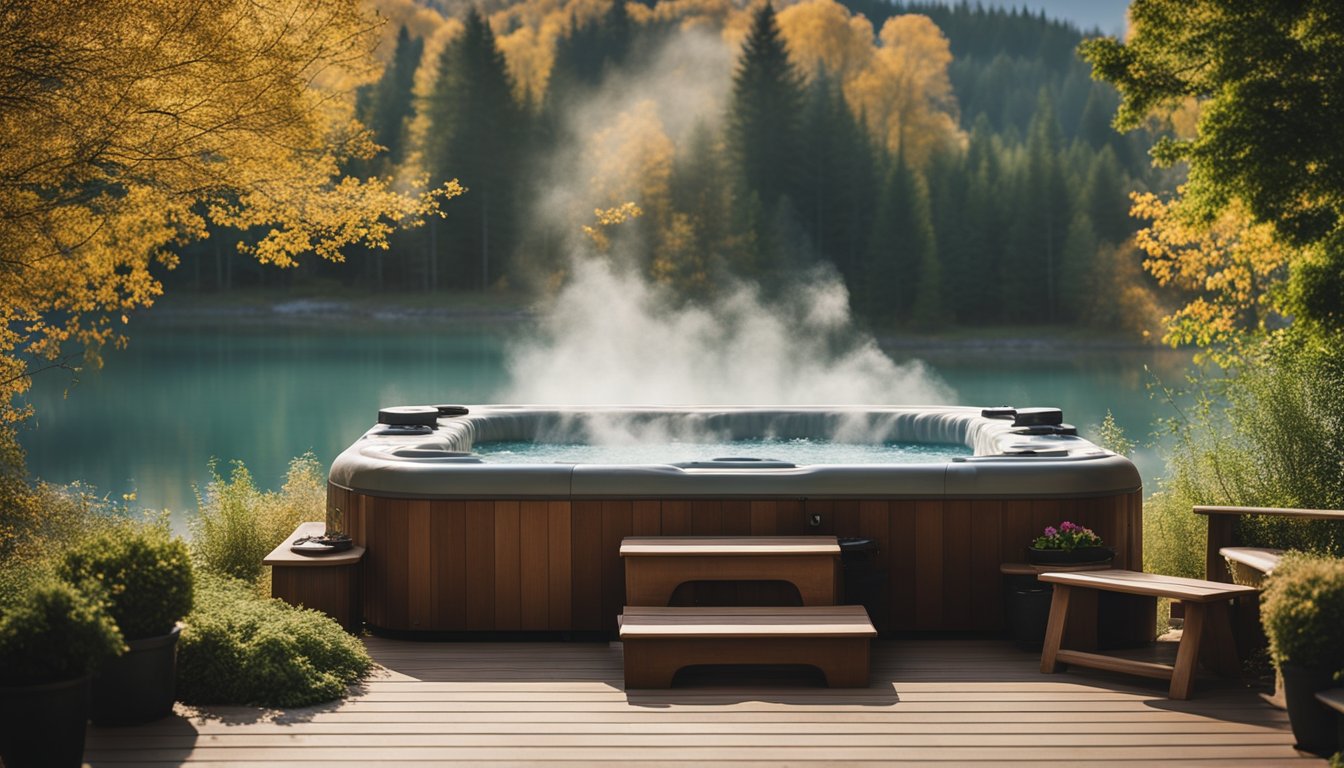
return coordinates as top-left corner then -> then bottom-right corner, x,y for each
58,519 -> 194,640
190,454 -> 325,584
0,577 -> 125,685
1143,335 -> 1344,583
176,573 -> 371,707
1261,552 -> 1344,671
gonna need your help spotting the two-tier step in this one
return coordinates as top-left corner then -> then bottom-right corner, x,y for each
618,535 -> 876,688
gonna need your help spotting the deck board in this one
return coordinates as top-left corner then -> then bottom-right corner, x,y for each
83,638 -> 1321,765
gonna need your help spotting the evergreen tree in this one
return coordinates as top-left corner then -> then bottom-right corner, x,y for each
1012,91 -> 1071,321
798,70 -> 875,284
862,157 -> 935,325
367,26 -> 424,172
728,3 -> 805,220
1059,213 -> 1098,322
422,9 -> 525,290
1083,146 -> 1131,244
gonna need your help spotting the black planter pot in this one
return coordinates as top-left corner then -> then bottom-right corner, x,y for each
1006,582 -> 1053,651
1026,546 -> 1115,566
1279,662 -> 1339,756
90,624 -> 181,726
0,675 -> 90,768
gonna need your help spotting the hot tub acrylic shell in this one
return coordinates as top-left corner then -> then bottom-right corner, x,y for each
328,405 -> 1150,638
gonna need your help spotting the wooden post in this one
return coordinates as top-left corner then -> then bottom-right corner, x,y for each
1205,513 -> 1234,583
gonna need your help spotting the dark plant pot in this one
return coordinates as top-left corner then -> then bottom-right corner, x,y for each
90,624 -> 181,726
1006,583 -> 1053,651
0,675 -> 90,768
1026,546 -> 1115,566
1280,662 -> 1339,756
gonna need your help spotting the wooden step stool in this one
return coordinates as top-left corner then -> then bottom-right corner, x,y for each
619,605 -> 876,688
621,536 -> 841,607
1038,569 -> 1258,699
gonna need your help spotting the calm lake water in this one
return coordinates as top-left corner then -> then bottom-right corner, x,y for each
17,322 -> 1191,522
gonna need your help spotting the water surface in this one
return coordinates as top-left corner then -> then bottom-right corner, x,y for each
17,323 -> 1189,518
473,438 -> 971,465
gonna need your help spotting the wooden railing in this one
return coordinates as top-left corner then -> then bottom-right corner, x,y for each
1193,505 -> 1344,582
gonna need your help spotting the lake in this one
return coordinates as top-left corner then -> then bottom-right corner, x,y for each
16,321 -> 1192,523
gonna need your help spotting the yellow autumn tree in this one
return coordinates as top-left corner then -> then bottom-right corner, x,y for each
776,0 -> 874,80
846,14 -> 964,168
1132,190 -> 1292,360
0,0 -> 459,423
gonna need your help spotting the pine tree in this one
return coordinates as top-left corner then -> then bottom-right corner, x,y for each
368,26 -> 424,171
1019,90 -> 1071,321
422,10 -> 524,290
797,71 -> 878,286
862,157 -> 936,325
1084,146 -> 1131,244
728,3 -> 805,220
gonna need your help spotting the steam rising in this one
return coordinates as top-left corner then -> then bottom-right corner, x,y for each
505,259 -> 952,406
502,29 -> 955,410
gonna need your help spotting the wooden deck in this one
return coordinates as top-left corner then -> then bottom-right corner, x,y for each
84,637 -> 1324,766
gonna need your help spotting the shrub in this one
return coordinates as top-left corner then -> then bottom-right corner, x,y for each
190,454 -> 325,584
1144,335 -> 1344,581
0,577 -> 125,685
1261,552 -> 1344,671
176,573 -> 371,707
58,519 -> 193,640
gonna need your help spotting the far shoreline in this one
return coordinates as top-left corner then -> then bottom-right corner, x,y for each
136,290 -> 1170,355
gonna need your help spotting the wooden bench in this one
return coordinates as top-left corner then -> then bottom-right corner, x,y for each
263,522 -> 365,633
1219,546 -> 1284,587
621,536 -> 841,607
1039,569 -> 1258,699
1197,505 -> 1344,583
1196,505 -> 1344,657
619,605 -> 876,688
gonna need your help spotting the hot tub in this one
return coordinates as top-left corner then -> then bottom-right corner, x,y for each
328,405 -> 1148,638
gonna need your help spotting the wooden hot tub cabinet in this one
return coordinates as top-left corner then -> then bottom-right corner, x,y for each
331,484 -> 1151,641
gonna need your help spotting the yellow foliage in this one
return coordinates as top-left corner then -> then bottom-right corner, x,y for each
582,203 -> 644,251
1132,190 -> 1292,358
489,0 -> 611,105
627,0 -> 750,45
776,0 -> 874,81
368,0 -> 448,60
403,18 -> 467,178
584,101 -> 676,216
846,14 -> 964,168
0,0 -> 459,422
651,212 -> 711,293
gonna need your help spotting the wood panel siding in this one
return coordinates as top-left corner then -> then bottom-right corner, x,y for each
337,487 -> 1148,639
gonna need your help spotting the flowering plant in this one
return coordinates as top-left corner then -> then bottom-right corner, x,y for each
1031,521 -> 1104,551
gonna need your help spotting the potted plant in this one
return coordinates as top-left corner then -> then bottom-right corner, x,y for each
1261,553 -> 1344,757
59,522 -> 194,726
0,576 -> 125,767
1027,521 -> 1114,565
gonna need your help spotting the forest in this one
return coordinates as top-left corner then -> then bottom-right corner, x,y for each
167,0 -> 1177,333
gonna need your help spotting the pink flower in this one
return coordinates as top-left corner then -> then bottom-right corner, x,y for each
1043,526 -> 1058,537
1060,521 -> 1075,532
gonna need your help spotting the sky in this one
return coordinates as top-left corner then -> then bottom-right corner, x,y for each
933,0 -> 1130,36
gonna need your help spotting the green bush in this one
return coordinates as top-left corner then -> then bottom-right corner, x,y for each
176,573 -> 371,707
0,577 -> 125,685
58,519 -> 194,640
190,453 -> 325,584
1144,334 -> 1344,581
1261,552 -> 1344,671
